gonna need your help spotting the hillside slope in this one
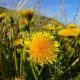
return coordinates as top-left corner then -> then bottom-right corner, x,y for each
0,6 -> 64,28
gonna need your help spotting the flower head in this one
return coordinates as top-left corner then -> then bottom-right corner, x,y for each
19,18 -> 28,25
58,28 -> 79,37
67,24 -> 77,29
27,32 -> 59,66
0,13 -> 7,19
13,76 -> 22,80
17,9 -> 34,20
13,38 -> 23,46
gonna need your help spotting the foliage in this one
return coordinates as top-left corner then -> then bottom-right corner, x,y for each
0,9 -> 80,80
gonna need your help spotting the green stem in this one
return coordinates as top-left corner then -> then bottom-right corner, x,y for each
20,53 -> 23,75
22,46 -> 26,62
38,67 -> 43,76
20,46 -> 26,75
30,63 -> 38,80
62,58 -> 80,76
55,62 -> 57,79
68,58 -> 79,70
14,48 -> 18,75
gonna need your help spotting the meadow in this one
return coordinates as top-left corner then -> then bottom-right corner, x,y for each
0,8 -> 80,80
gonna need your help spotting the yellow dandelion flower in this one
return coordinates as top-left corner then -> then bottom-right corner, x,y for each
76,28 -> 80,35
17,10 -> 27,17
17,9 -> 34,19
24,38 -> 31,47
0,13 -> 7,22
28,32 -> 59,66
67,24 -> 77,29
19,18 -> 29,25
0,13 -> 7,18
13,76 -> 22,80
13,38 -> 23,46
19,18 -> 29,31
58,28 -> 79,37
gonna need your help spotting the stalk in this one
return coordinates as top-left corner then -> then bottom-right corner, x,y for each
30,63 -> 38,80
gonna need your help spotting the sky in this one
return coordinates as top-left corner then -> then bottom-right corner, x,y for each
0,0 -> 80,24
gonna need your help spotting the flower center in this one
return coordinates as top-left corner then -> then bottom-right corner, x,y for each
31,37 -> 52,54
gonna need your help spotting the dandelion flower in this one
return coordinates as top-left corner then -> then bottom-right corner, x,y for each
67,24 -> 77,29
28,32 -> 59,66
19,18 -> 28,25
13,76 -> 22,80
19,18 -> 29,31
58,28 -> 79,37
17,9 -> 34,20
0,13 -> 7,19
13,38 -> 23,46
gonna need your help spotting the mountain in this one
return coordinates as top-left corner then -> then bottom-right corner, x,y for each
33,14 -> 65,29
0,7 -> 8,13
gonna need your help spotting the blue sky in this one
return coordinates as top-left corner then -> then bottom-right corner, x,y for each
0,0 -> 80,24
